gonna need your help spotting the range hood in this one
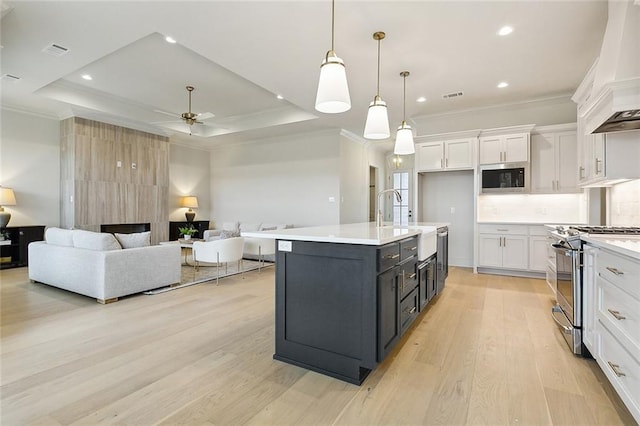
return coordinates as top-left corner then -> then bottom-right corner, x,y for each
582,0 -> 640,135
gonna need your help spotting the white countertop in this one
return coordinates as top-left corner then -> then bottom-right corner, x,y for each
242,222 -> 448,246
582,235 -> 640,261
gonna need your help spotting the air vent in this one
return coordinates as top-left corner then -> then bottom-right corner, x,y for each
1,74 -> 21,83
42,43 -> 69,57
442,91 -> 464,99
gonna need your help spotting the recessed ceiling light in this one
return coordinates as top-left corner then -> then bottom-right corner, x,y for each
82,74 -> 93,81
498,26 -> 513,36
165,36 -> 177,44
416,96 -> 427,103
497,81 -> 509,88
276,94 -> 284,100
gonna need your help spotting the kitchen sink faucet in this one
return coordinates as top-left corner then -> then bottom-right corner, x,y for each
376,189 -> 402,227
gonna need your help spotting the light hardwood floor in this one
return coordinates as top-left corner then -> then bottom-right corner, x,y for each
1,265 -> 635,425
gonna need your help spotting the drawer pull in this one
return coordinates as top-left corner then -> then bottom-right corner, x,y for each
384,254 -> 400,260
607,361 -> 626,377
405,246 -> 417,251
408,273 -> 417,279
497,228 -> 509,231
607,309 -> 626,320
605,266 -> 624,276
408,307 -> 416,314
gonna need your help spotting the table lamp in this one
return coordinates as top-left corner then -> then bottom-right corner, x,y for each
0,186 -> 17,228
181,196 -> 198,222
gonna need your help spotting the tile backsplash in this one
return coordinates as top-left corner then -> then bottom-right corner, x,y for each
478,193 -> 587,223
609,179 -> 640,226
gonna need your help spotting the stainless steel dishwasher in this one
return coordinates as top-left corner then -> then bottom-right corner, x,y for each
436,226 -> 448,294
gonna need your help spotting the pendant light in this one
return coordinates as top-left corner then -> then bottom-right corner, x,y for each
315,0 -> 351,114
394,71 -> 415,155
363,31 -> 390,139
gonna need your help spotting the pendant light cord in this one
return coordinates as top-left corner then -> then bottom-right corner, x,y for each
403,73 -> 406,122
376,38 -> 381,96
331,0 -> 335,52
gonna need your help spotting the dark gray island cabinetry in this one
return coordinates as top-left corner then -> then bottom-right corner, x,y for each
272,228 -> 426,385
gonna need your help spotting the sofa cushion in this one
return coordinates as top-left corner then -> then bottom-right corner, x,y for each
240,222 -> 261,232
72,230 -> 122,251
219,229 -> 241,239
45,227 -> 74,247
115,231 -> 151,249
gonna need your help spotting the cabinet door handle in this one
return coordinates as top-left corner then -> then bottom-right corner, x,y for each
408,273 -> 417,279
440,158 -> 443,168
579,166 -> 585,179
607,309 -> 626,320
409,307 -> 416,314
445,158 -> 448,168
385,254 -> 400,260
607,361 -> 626,377
595,158 -> 602,174
606,266 -> 624,276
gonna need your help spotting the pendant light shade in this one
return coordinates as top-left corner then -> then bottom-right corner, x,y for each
364,31 -> 390,139
394,71 -> 415,155
316,52 -> 351,113
395,122 -> 415,155
315,0 -> 351,114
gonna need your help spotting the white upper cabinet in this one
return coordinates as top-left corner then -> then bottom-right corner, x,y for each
573,58 -> 640,187
478,125 -> 534,165
415,130 -> 480,172
530,124 -> 580,194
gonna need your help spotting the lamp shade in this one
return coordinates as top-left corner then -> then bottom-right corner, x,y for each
394,123 -> 415,155
363,97 -> 390,139
315,53 -> 351,114
0,187 -> 16,206
181,196 -> 198,209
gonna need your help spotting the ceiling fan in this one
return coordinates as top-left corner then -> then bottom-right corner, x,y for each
153,85 -> 220,136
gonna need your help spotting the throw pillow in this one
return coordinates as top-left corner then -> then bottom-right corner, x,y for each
219,230 -> 241,239
45,227 -> 74,247
72,229 -> 122,251
222,221 -> 240,232
115,231 -> 151,249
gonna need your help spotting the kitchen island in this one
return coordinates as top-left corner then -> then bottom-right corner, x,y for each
243,222 -> 447,385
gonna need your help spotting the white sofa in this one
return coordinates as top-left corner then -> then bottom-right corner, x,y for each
28,228 -> 181,303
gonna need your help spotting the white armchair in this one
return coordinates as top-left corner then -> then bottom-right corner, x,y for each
192,237 -> 245,283
243,237 -> 276,271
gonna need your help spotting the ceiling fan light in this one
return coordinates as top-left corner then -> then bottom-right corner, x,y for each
315,53 -> 351,113
364,97 -> 390,139
394,123 -> 415,155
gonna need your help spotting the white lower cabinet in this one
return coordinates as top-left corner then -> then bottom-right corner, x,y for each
529,236 -> 548,272
583,242 -> 640,424
478,224 -> 528,270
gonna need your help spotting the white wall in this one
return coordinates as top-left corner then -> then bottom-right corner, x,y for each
411,96 -> 577,136
477,193 -> 588,224
209,130 -> 342,227
609,179 -> 640,226
0,108 -> 60,227
338,132 -> 388,224
419,171 -> 475,267
169,144 -> 211,223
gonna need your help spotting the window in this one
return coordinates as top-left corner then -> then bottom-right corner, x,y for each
393,171 -> 410,225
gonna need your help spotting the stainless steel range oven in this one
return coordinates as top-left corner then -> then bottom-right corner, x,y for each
550,236 -> 584,355
550,225 -> 640,356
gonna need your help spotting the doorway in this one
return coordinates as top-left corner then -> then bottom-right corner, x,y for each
369,166 -> 377,222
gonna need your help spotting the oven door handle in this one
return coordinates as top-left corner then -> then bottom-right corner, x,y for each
551,306 -> 572,333
552,244 -> 573,256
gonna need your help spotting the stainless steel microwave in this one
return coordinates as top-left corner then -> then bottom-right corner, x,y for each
480,163 -> 529,194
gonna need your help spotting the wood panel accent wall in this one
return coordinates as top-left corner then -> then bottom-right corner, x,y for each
60,118 -> 170,244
